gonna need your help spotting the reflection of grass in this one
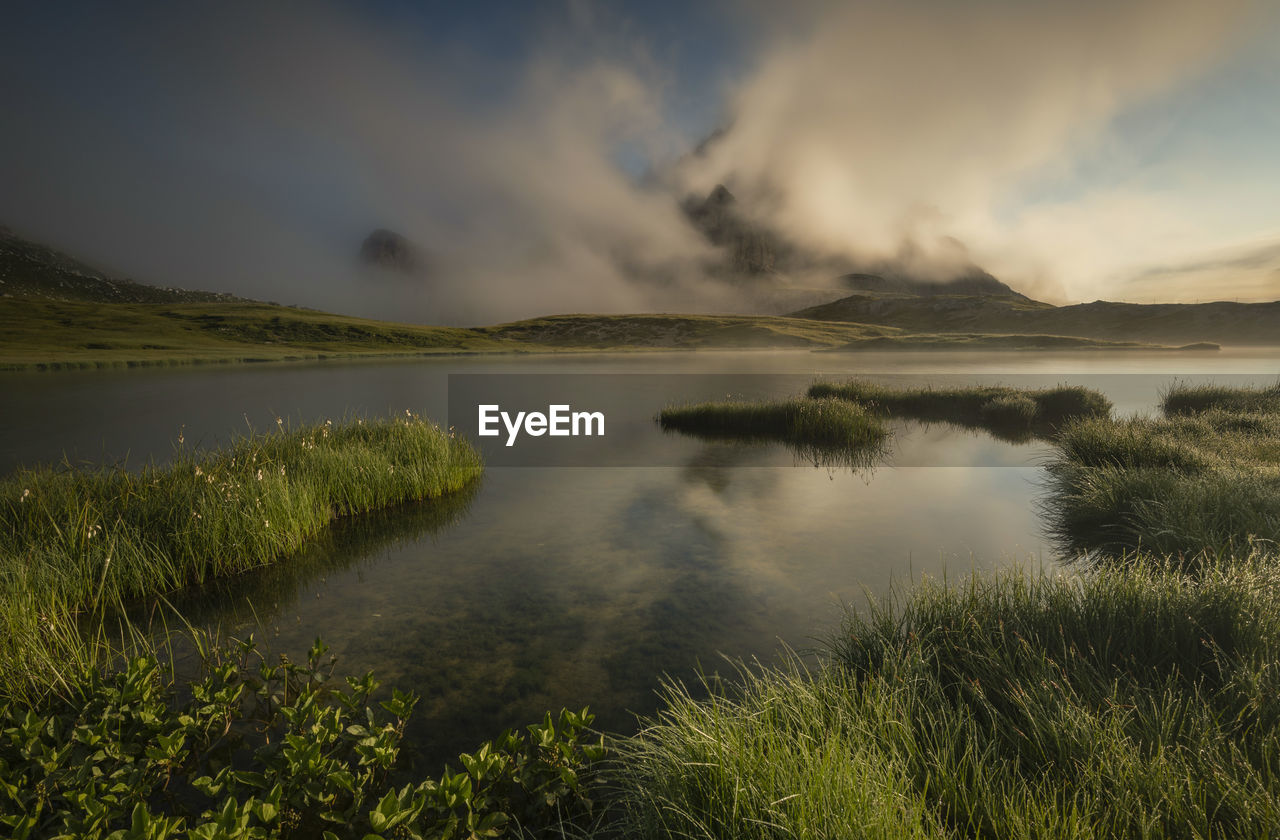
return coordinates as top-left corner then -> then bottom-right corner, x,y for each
0,415 -> 480,699
658,398 -> 889,466
1045,397 -> 1280,563
161,482 -> 482,629
614,559 -> 1280,838
810,380 -> 1111,441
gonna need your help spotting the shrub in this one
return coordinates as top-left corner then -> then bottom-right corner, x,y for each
0,636 -> 605,840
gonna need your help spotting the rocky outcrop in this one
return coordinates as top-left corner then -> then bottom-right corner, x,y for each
681,185 -> 785,278
359,229 -> 425,275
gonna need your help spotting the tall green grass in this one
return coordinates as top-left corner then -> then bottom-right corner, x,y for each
1045,407 -> 1280,562
658,398 -> 889,466
612,559 -> 1280,838
0,414 -> 480,700
809,380 -> 1111,441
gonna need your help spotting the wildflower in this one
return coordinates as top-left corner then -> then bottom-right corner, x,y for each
20,489 -> 29,503
264,520 -> 270,529
256,469 -> 264,481
275,417 -> 284,428
194,466 -> 203,477
177,426 -> 185,445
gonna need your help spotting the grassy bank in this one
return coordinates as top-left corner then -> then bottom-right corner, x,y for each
1045,387 -> 1280,561
658,398 -> 889,465
0,415 -> 480,699
613,559 -> 1280,838
810,380 -> 1112,440
0,299 -> 1191,370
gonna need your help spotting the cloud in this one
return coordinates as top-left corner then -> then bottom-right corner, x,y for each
0,2 -> 728,323
1123,235 -> 1280,302
1,0 -> 1275,319
676,0 -> 1261,301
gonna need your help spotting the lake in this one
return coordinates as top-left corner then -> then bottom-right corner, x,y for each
2,348 -> 1277,767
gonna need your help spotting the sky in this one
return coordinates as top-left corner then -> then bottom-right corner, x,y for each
2,0 -> 1278,323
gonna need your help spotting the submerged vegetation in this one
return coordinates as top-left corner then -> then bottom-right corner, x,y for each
0,415 -> 480,700
658,397 -> 889,465
614,559 -> 1280,838
810,380 -> 1112,441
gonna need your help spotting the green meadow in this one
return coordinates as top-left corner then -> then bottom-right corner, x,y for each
0,299 -> 1187,370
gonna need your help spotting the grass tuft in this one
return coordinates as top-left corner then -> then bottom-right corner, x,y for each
1162,381 -> 1280,416
612,560 -> 1280,838
809,380 -> 1111,441
1044,402 -> 1280,562
657,398 -> 889,466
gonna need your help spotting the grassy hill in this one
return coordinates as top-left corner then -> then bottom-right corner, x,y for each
0,226 -> 250,305
0,227 -> 1220,369
0,300 -> 1188,370
792,293 -> 1280,346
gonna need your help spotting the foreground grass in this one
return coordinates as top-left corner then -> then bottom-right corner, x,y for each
658,398 -> 889,466
0,415 -> 480,700
809,380 -> 1112,441
1046,386 -> 1280,561
613,559 -> 1280,838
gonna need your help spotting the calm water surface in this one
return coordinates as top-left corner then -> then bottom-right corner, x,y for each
2,349 -> 1277,766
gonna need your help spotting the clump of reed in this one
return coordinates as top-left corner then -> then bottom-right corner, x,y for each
809,380 -> 1112,441
0,414 -> 480,699
1162,381 -> 1280,416
657,397 -> 889,466
610,559 -> 1280,838
1045,401 -> 1280,562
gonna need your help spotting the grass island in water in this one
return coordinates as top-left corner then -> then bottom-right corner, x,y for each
657,397 -> 889,466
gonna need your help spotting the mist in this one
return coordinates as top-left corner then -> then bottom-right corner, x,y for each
1,2 -> 731,323
676,0 -> 1264,302
1,1 -> 1276,322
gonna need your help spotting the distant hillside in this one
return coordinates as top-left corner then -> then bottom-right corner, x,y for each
792,293 -> 1280,346
836,270 -> 1028,300
0,300 -> 1191,371
0,227 -> 250,304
